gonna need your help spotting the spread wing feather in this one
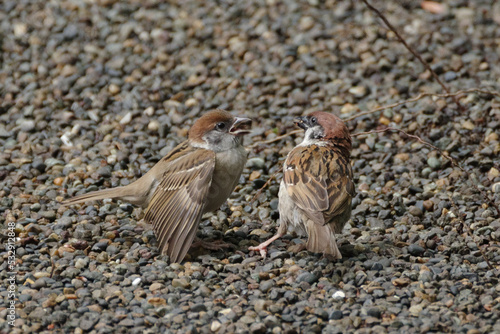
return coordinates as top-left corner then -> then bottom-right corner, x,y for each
144,148 -> 215,263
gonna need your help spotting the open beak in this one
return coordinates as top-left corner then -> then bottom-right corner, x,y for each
230,117 -> 252,136
295,116 -> 310,130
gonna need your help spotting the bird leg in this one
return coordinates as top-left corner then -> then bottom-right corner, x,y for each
191,238 -> 235,250
248,232 -> 284,258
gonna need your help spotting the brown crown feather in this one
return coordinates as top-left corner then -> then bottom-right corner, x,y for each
308,111 -> 351,151
188,109 -> 234,141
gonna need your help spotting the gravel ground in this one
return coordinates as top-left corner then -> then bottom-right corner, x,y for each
1,0 -> 500,333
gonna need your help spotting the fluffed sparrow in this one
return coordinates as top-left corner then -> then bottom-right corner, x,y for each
63,109 -> 251,263
249,111 -> 354,259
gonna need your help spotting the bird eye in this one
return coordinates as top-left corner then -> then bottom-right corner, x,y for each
216,122 -> 226,130
310,117 -> 317,124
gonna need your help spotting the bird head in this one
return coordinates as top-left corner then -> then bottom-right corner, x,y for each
189,109 -> 252,151
295,111 -> 351,149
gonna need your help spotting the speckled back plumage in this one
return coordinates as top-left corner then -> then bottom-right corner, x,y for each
278,113 -> 354,258
282,144 -> 354,229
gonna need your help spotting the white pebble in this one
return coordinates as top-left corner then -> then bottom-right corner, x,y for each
37,65 -> 48,75
13,23 -> 27,37
139,31 -> 150,41
143,106 -> 155,116
185,98 -> 198,107
132,278 -> 142,286
70,124 -> 81,136
219,308 -> 232,315
332,290 -> 345,300
107,154 -> 117,164
299,16 -> 315,31
148,120 -> 160,132
108,83 -> 120,95
120,112 -> 133,125
60,133 -> 73,146
211,320 -> 221,332
88,110 -> 100,122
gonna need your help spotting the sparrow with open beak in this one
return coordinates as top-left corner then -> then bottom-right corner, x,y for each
63,109 -> 252,263
249,111 -> 354,259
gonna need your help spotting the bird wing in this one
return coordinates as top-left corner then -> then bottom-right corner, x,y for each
323,149 -> 354,232
144,146 -> 215,263
283,145 -> 354,226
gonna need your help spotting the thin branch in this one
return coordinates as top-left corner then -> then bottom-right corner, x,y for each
448,194 -> 494,270
352,127 -> 499,214
360,0 -> 464,112
251,166 -> 283,203
248,89 -> 500,216
344,88 -> 500,122
250,89 -> 500,149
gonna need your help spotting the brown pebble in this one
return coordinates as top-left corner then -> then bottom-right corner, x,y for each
435,178 -> 449,188
423,200 -> 434,211
467,330 -> 480,334
394,153 -> 409,162
259,272 -> 270,280
104,232 -> 116,240
358,183 -> 369,191
58,245 -> 75,255
392,277 -> 411,287
350,228 -> 362,237
340,103 -> 359,114
249,170 -> 261,181
53,177 -> 64,186
87,305 -> 103,312
42,298 -> 57,308
379,116 -> 390,125
70,240 -> 88,250
108,83 -> 120,95
148,297 -> 167,306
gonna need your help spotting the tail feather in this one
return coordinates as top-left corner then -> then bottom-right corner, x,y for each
305,221 -> 342,259
61,187 -> 129,206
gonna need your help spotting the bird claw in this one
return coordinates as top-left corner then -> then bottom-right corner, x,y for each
248,244 -> 268,258
248,233 -> 284,259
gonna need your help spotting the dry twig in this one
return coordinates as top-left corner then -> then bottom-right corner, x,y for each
360,0 -> 464,111
251,122 -> 499,215
352,127 -> 499,215
344,88 -> 500,122
250,89 -> 500,149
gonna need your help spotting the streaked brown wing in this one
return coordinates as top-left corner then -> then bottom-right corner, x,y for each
284,145 -> 353,226
283,146 -> 329,224
144,148 -> 215,262
324,157 -> 354,232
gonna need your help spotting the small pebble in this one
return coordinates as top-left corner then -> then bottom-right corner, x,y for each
108,84 -> 121,95
332,290 -> 345,300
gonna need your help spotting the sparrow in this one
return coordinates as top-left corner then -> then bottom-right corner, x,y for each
249,111 -> 354,259
63,109 -> 251,263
